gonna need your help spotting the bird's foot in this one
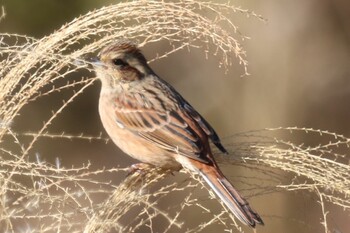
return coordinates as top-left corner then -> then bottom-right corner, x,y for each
126,163 -> 153,177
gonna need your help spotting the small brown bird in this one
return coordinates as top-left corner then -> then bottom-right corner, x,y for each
92,41 -> 263,227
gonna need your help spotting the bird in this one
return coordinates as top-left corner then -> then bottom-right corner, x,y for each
91,40 -> 264,227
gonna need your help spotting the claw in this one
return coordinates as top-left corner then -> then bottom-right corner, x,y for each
126,163 -> 152,177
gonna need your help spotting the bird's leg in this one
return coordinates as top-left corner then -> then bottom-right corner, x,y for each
126,163 -> 153,177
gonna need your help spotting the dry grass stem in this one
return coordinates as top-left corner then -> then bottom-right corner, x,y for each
0,0 -> 348,232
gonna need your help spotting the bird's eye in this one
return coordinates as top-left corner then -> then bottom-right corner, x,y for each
112,58 -> 128,67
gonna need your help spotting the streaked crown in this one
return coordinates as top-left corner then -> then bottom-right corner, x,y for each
93,40 -> 153,83
98,40 -> 140,59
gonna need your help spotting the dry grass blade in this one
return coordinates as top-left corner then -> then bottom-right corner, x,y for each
0,1 -> 259,232
0,6 -> 5,22
221,127 -> 349,232
0,0 -> 348,233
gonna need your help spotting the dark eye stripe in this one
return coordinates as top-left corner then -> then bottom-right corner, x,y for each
112,58 -> 128,67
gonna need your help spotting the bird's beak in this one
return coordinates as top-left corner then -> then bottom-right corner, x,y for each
89,57 -> 104,67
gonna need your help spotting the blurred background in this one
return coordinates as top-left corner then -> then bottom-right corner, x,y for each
1,0 -> 349,232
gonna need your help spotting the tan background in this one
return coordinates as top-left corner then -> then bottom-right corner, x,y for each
1,0 -> 349,232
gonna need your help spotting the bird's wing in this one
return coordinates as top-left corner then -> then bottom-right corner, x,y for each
181,100 -> 228,154
112,87 -> 210,164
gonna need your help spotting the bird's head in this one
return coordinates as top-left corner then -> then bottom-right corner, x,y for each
91,40 -> 152,88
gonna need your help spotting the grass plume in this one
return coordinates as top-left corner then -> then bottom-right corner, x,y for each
0,1 -> 348,232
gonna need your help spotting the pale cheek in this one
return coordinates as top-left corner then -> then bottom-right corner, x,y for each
97,70 -> 119,91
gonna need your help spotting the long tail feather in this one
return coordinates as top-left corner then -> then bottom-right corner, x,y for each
199,166 -> 264,227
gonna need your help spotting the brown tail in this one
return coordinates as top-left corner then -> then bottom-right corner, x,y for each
198,165 -> 264,227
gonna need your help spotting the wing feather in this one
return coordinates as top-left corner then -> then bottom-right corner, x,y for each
182,102 -> 228,154
112,77 -> 226,163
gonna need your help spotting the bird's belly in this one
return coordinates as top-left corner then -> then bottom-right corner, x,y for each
99,101 -> 181,170
111,130 -> 180,169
